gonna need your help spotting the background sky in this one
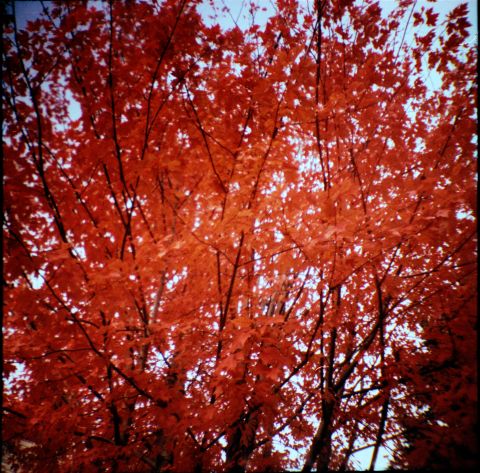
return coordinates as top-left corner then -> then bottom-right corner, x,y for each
14,0 -> 478,37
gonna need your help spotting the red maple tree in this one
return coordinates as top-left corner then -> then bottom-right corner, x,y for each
2,0 -> 477,471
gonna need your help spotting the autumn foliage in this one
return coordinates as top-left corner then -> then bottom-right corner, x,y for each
2,0 -> 477,471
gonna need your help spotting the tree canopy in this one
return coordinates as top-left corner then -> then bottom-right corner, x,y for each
2,0 -> 477,471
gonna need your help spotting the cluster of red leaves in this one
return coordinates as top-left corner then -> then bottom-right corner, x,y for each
2,0 -> 477,471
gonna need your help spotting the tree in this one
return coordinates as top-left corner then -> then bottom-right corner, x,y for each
2,0 -> 477,471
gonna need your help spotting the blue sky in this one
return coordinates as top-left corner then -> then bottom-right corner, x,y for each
14,0 -> 478,35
